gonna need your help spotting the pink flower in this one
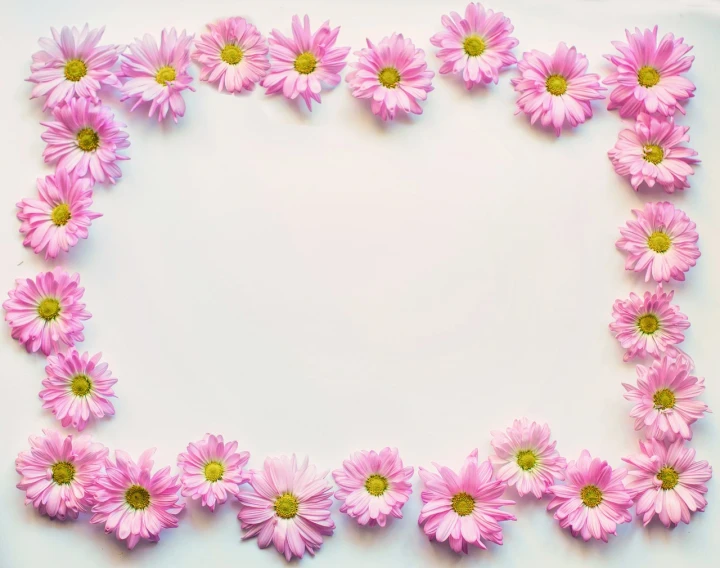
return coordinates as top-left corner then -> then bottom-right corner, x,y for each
430,2 -> 518,89
547,450 -> 633,542
3,268 -> 91,356
28,24 -> 123,111
346,34 -> 435,121
604,26 -> 695,118
90,448 -> 184,549
623,439 -> 712,527
40,348 -> 117,431
418,449 -> 515,554
261,15 -> 349,110
192,17 -> 269,93
41,97 -> 130,185
511,42 -> 605,136
177,434 -> 250,511
332,447 -> 414,527
237,455 -> 334,561
489,418 -> 567,498
16,429 -> 107,520
120,29 -> 195,122
609,284 -> 690,362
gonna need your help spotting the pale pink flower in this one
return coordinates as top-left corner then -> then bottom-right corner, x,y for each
237,454 -> 334,561
91,448 -> 184,549
346,33 -> 435,121
16,429 -> 107,520
490,418 -> 567,498
418,449 -> 515,554
3,268 -> 91,356
332,447 -> 414,527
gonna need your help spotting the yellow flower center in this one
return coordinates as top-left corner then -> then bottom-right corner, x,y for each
365,474 -> 389,496
125,485 -> 151,510
221,44 -> 243,65
274,493 -> 299,519
77,128 -> 100,152
71,374 -> 92,397
580,484 -> 603,508
451,492 -> 475,516
155,66 -> 177,85
37,298 -> 61,321
647,231 -> 671,253
638,66 -> 660,88
463,35 -> 486,57
653,388 -> 676,410
657,466 -> 679,490
51,203 -> 72,226
204,461 -> 224,482
643,144 -> 664,165
294,52 -> 317,75
637,314 -> 660,335
516,450 -> 537,471
64,59 -> 87,82
378,67 -> 401,89
546,74 -> 567,96
52,461 -> 76,485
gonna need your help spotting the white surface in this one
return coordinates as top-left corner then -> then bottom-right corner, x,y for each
1,0 -> 718,566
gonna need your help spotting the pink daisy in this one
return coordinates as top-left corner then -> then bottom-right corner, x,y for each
237,454 -> 334,561
41,97 -> 130,185
90,448 -> 184,549
418,449 -> 515,555
623,439 -> 712,527
3,268 -> 91,356
489,418 -> 567,498
261,15 -> 349,110
346,33 -> 435,121
28,24 -> 123,111
332,447 -> 414,527
177,434 -> 250,511
430,2 -> 518,89
192,17 -> 269,93
604,26 -> 695,118
16,429 -> 107,521
119,28 -> 195,122
547,450 -> 633,542
511,42 -> 605,136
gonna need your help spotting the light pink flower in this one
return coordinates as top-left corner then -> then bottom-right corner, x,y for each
430,2 -> 518,89
16,429 -> 107,520
490,418 -> 567,498
192,17 -> 269,93
28,24 -> 123,111
120,29 -> 195,122
332,447 -> 414,527
346,33 -> 435,121
237,454 -> 334,561
604,26 -> 695,118
418,449 -> 515,554
90,448 -> 184,549
547,450 -> 633,542
3,268 -> 91,356
511,42 -> 605,136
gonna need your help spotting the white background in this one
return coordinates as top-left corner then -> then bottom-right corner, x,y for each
0,0 -> 718,566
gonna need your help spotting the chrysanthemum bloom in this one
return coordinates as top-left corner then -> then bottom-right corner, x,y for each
430,2 -> 518,89
489,418 -> 567,498
623,439 -> 711,527
237,455 -> 334,561
604,26 -> 695,118
418,449 -> 515,554
511,42 -> 605,136
28,24 -> 123,111
3,268 -> 91,356
119,28 -> 195,122
177,434 -> 250,511
91,448 -> 184,549
346,34 -> 435,121
547,450 -> 633,542
332,447 -> 414,527
192,17 -> 269,93
16,429 -> 108,520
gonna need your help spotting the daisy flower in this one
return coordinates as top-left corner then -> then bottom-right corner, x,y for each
332,447 -> 414,527
547,450 -> 633,542
237,454 -> 334,561
28,24 -> 123,111
430,2 -> 518,89
511,42 -> 605,136
489,418 -> 567,498
604,26 -> 695,118
192,17 -> 269,93
16,429 -> 107,520
177,434 -> 250,511
418,449 -> 515,554
261,15 -> 349,110
3,268 -> 91,356
90,448 -> 184,549
39,348 -> 117,431
346,33 -> 435,121
119,28 -> 195,122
